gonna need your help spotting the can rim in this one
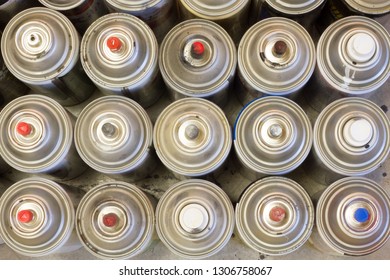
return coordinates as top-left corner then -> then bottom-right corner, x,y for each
38,0 -> 86,10
265,0 -> 326,15
343,0 -> 390,15
179,0 -> 249,19
104,0 -> 162,11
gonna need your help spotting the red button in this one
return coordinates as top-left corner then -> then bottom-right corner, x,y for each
17,210 -> 34,223
16,122 -> 32,136
269,207 -> 286,222
191,41 -> 205,56
107,36 -> 122,51
102,213 -> 118,227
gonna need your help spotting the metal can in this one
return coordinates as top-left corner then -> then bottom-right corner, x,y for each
1,7 -> 95,107
310,177 -> 390,256
236,17 -> 316,105
306,97 -> 390,185
159,19 -> 237,108
234,97 -> 313,181
81,13 -> 162,108
154,98 -> 232,180
156,179 -> 234,259
0,0 -> 41,30
236,176 -> 314,255
38,0 -> 109,34
76,181 -> 156,259
104,0 -> 177,43
75,96 -> 156,181
0,178 -> 82,257
0,178 -> 12,245
305,16 -> 390,112
0,95 -> 88,180
177,0 -> 250,44
257,0 -> 326,31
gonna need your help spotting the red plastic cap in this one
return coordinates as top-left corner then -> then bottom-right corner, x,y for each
107,36 -> 122,51
102,213 -> 118,227
16,122 -> 32,136
191,41 -> 205,56
269,207 -> 286,222
17,210 -> 34,223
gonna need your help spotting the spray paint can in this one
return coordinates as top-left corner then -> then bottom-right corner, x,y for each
159,19 -> 237,108
38,0 -> 109,34
0,178 -> 11,244
81,13 -> 162,108
75,96 -> 156,181
76,181 -> 156,259
305,98 -> 390,185
305,16 -> 390,112
156,179 -> 234,259
234,97 -> 312,181
104,0 -> 177,43
310,177 -> 390,256
0,95 -> 88,180
1,8 -> 95,107
236,17 -> 316,105
0,178 -> 83,257
154,98 -> 232,180
177,0 -> 250,44
236,176 -> 314,255
0,0 -> 42,30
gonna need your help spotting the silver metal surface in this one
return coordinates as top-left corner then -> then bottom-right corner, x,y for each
236,176 -> 314,255
76,181 -> 156,259
0,178 -> 81,256
234,97 -> 312,181
236,17 -> 316,105
38,0 -> 109,34
178,0 -> 250,44
154,98 -> 232,179
159,19 -> 237,107
156,179 -> 234,259
343,0 -> 390,15
75,96 -> 156,180
81,13 -> 162,108
0,95 -> 87,180
311,177 -> 390,256
306,16 -> 390,112
104,0 -> 177,43
1,7 -> 95,106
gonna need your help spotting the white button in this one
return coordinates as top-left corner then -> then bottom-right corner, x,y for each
343,118 -> 373,147
346,33 -> 376,63
179,204 -> 209,233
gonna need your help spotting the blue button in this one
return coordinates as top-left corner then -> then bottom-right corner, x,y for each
354,208 -> 370,223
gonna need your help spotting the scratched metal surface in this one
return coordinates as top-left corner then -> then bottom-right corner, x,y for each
0,11 -> 389,261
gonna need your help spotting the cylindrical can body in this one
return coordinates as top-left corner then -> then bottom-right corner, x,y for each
234,97 -> 312,181
0,95 -> 88,180
236,177 -> 314,255
178,0 -> 250,44
0,178 -> 82,257
305,16 -> 390,112
1,8 -> 95,106
236,17 -> 316,105
104,0 -> 177,43
305,98 -> 390,185
159,19 -> 237,108
311,177 -> 390,256
0,0 -> 41,29
257,0 -> 326,31
76,181 -> 156,259
0,178 -> 11,244
38,0 -> 109,34
156,179 -> 235,259
75,96 -> 157,181
154,98 -> 232,180
81,13 -> 162,108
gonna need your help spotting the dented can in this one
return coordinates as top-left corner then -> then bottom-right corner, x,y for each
177,0 -> 250,44
306,98 -> 390,185
311,177 -> 390,256
75,96 -> 156,180
159,19 -> 237,107
236,177 -> 314,255
81,13 -> 162,108
1,8 -> 95,106
154,98 -> 232,180
236,17 -> 316,105
38,0 -> 109,34
0,178 -> 83,257
0,0 -> 41,30
76,181 -> 156,259
234,97 -> 312,181
104,0 -> 177,43
0,95 -> 88,180
156,179 -> 235,259
305,16 -> 390,112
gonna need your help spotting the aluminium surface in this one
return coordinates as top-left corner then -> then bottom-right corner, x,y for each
0,16 -> 390,261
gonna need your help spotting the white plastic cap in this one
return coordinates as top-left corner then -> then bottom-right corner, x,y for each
346,33 -> 376,63
179,204 -> 209,233
343,118 -> 373,147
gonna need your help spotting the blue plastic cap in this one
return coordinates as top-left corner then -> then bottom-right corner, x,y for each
354,208 -> 370,223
